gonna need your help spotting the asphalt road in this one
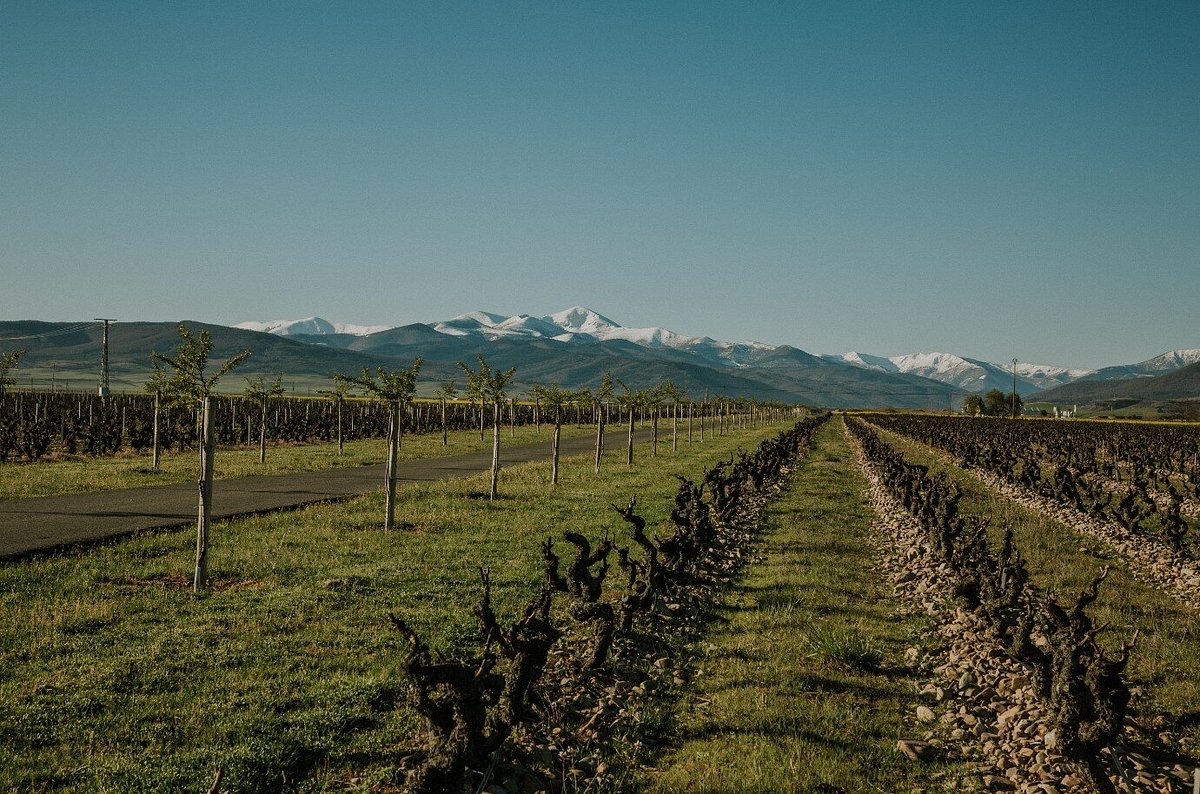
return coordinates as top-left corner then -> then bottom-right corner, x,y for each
0,428 -> 660,560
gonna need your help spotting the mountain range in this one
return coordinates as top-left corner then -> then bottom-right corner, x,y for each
4,307 -> 1197,409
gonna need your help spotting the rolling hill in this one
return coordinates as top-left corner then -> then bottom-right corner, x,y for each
1033,361 -> 1200,406
2,318 -> 957,408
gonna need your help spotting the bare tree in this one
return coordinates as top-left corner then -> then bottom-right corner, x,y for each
615,379 -> 647,466
592,371 -> 614,474
657,380 -> 683,452
317,377 -> 355,456
150,324 -> 250,591
530,384 -> 584,485
243,374 -> 284,463
457,356 -> 516,500
434,380 -> 458,446
335,358 -> 423,530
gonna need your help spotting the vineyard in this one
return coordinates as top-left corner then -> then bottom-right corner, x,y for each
3,403 -> 1200,792
0,389 -> 777,464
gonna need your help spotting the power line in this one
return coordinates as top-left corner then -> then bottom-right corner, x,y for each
0,321 -> 101,342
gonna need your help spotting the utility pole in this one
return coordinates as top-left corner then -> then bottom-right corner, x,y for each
95,318 -> 116,397
1011,358 -> 1018,418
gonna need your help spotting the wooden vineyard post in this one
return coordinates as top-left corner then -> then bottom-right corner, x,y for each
651,401 -> 659,458
194,396 -> 215,592
337,394 -> 344,455
594,401 -> 604,474
626,404 -> 635,465
672,400 -> 678,452
551,405 -> 561,484
440,396 -> 447,446
258,395 -> 267,463
385,399 -> 400,530
152,390 -> 161,471
491,401 -> 501,499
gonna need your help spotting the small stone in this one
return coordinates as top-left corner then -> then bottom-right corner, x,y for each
997,705 -> 1022,728
896,739 -> 937,761
916,705 -> 936,723
982,775 -> 1015,790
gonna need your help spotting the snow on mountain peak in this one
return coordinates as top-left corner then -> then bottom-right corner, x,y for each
1141,349 -> 1200,371
545,306 -> 620,335
234,317 -> 392,337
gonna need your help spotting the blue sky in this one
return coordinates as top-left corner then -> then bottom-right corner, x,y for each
3,2 -> 1197,369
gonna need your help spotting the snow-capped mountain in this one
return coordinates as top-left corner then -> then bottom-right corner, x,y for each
424,306 -> 773,368
237,307 -> 761,362
234,308 -> 1192,399
1132,347 -> 1200,376
234,317 -> 391,337
1072,349 -> 1200,382
822,351 -> 1093,395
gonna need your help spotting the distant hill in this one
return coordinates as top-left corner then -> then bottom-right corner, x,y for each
1,318 -> 958,408
820,350 -> 1091,395
0,320 -> 393,393
1034,361 -> 1200,405
1066,349 -> 1200,382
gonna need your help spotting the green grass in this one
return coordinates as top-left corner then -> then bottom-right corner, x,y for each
872,422 -> 1200,760
0,421 -> 789,792
0,423 -> 597,499
650,419 -> 961,793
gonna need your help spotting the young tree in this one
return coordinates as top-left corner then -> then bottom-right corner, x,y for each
0,349 -> 26,400
144,367 -> 169,470
962,393 -> 984,416
614,379 -> 646,466
592,371 -> 614,474
335,359 -> 423,530
434,380 -> 458,446
460,370 -> 486,441
317,377 -> 355,455
530,384 -> 583,485
243,374 -> 285,463
656,379 -> 683,453
150,324 -> 250,591
457,355 -> 516,500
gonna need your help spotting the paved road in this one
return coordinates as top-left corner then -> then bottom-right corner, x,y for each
0,429 -> 660,560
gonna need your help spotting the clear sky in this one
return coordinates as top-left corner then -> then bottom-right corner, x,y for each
3,2 -> 1197,370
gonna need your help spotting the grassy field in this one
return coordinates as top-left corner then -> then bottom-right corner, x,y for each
650,418 -> 960,793
0,423 -> 598,500
871,422 -> 1200,761
0,421 -> 790,792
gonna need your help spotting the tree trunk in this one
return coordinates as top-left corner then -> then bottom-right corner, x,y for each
534,396 -> 540,434
490,402 -> 501,500
672,402 -> 678,452
479,399 -> 485,441
626,406 -> 635,465
194,396 -> 215,592
337,396 -> 344,456
152,390 -> 161,471
440,397 -> 447,446
385,401 -> 400,529
594,401 -> 604,475
651,408 -> 658,457
551,409 -> 561,485
258,396 -> 267,463
595,400 -> 604,474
